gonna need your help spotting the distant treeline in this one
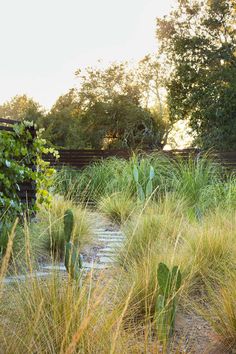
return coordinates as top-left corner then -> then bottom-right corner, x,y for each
0,0 -> 235,151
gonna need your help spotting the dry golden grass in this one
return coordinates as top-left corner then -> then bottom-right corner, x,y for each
1,190 -> 236,353
98,192 -> 137,224
202,273 -> 236,352
38,195 -> 92,257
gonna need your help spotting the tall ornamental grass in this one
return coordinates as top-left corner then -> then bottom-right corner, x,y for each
53,153 -> 227,214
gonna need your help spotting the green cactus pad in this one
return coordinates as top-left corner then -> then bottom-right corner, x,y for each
65,241 -> 82,281
171,266 -> 182,291
157,262 -> 170,295
133,165 -> 139,183
64,209 -> 74,242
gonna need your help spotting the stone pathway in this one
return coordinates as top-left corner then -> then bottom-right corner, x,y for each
3,213 -> 124,283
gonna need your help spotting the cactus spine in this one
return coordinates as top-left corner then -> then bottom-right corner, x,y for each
64,209 -> 82,281
156,262 -> 182,343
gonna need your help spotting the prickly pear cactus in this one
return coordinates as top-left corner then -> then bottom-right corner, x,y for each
64,209 -> 82,281
133,164 -> 155,202
65,242 -> 82,281
156,262 -> 182,343
64,209 -> 74,242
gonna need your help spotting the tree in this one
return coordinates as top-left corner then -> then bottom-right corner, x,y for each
76,62 -> 141,108
75,61 -> 169,149
157,0 -> 236,150
0,94 -> 44,123
41,60 -> 170,150
42,89 -> 86,148
79,95 -> 167,149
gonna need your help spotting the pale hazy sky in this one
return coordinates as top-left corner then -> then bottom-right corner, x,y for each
0,0 -> 173,109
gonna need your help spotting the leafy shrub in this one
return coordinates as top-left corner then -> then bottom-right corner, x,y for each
0,120 -> 57,215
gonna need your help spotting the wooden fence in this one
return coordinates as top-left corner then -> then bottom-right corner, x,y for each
0,118 -> 36,206
45,148 -> 236,171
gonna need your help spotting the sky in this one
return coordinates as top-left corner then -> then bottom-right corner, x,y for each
0,0 -> 174,109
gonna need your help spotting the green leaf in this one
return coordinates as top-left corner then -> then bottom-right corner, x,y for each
133,165 -> 139,183
157,262 -> 170,295
5,160 -> 11,168
149,165 -> 155,180
137,183 -> 145,202
145,180 -> 153,198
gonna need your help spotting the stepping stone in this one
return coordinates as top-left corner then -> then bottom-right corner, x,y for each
42,264 -> 66,271
83,262 -> 110,269
94,231 -> 123,234
96,252 -> 115,257
100,246 -> 117,252
98,238 -> 123,243
99,256 -> 115,263
99,247 -> 116,254
95,233 -> 124,238
3,272 -> 53,284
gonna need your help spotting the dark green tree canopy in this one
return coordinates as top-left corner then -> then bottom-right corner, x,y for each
157,0 -> 236,150
41,89 -> 86,149
43,61 -> 169,149
74,61 -> 169,149
1,60 -> 170,150
79,95 -> 167,149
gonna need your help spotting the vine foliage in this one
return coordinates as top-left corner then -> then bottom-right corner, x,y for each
0,120 -> 58,216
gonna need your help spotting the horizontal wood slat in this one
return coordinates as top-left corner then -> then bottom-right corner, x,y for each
0,118 -> 19,124
0,126 -> 14,132
44,149 -> 236,171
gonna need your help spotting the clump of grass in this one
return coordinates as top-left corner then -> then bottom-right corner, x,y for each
98,192 -> 137,224
0,213 -> 47,268
38,195 -> 91,258
172,155 -> 222,207
119,194 -> 186,265
201,273 -> 236,352
0,273 -> 115,353
53,153 -> 224,212
0,263 -> 164,353
56,158 -> 133,203
179,209 -> 236,291
199,176 -> 236,212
